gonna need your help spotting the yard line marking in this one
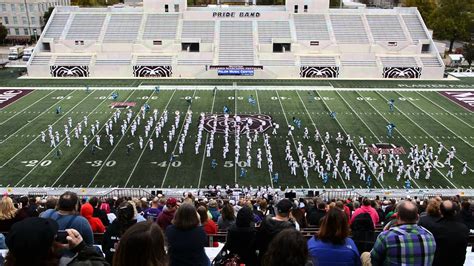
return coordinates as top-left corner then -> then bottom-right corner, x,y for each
88,90 -> 155,187
161,90 -> 197,188
124,89 -> 177,187
371,91 -> 459,188
0,90 -> 57,125
0,90 -> 75,145
277,90 -> 311,188
416,92 -> 473,129
1,90 -> 87,168
333,91 -> 385,189
15,91 -> 112,186
197,90 -> 217,189
51,90 -> 137,187
396,91 -> 473,148
255,90 -> 273,188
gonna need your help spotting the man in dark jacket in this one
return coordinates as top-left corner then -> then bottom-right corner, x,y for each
307,201 -> 327,226
157,198 -> 177,230
422,200 -> 469,266
89,197 -> 110,226
256,198 -> 296,262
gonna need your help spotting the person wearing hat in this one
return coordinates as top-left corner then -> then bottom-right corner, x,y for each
256,198 -> 296,263
157,198 -> 178,231
5,217 -> 108,266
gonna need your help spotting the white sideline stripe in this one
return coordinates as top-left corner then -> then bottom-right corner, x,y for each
50,90 -> 137,187
197,90 -> 217,189
255,89 -> 274,188
393,91 -> 474,172
0,90 -> 78,168
161,90 -> 197,188
88,90 -> 156,187
353,90 -> 424,189
0,90 -> 75,145
124,90 -> 177,188
416,92 -> 473,129
373,91 -> 459,188
276,90 -> 311,188
333,90 -> 385,189
15,91 -> 111,186
0,90 -> 57,125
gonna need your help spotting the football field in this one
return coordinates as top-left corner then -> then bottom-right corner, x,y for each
0,86 -> 472,190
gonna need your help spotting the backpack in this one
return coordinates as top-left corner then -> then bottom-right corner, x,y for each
351,212 -> 376,253
351,212 -> 374,232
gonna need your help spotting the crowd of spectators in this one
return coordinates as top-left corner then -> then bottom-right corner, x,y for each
0,191 -> 470,266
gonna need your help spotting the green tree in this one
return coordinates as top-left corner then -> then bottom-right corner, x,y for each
42,7 -> 54,30
403,0 -> 436,26
429,0 -> 471,52
0,24 -> 7,44
463,42 -> 474,67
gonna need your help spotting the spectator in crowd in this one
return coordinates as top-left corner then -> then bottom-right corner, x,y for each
4,217 -> 107,266
307,201 -> 327,226
197,205 -> 218,247
100,201 -> 116,224
363,200 -> 436,266
80,202 -> 105,233
102,201 -> 138,264
143,197 -> 164,221
460,200 -> 474,229
89,197 -> 109,226
14,196 -> 30,221
37,197 -> 58,215
418,198 -> 441,229
255,199 -> 270,220
165,203 -> 210,266
208,199 -> 220,222
113,221 -> 167,266
0,196 -> 19,232
217,202 -> 235,231
350,198 -> 379,227
257,198 -> 296,262
308,208 -> 360,266
157,198 -> 178,230
128,200 -> 146,222
263,229 -> 310,266
39,191 -> 94,246
225,206 -> 257,265
291,207 -> 307,229
422,200 -> 469,266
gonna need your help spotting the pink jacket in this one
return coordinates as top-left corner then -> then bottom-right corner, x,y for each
350,205 -> 379,226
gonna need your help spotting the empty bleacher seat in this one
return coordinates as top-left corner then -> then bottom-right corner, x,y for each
257,21 -> 291,44
259,59 -> 295,66
143,14 -> 179,40
65,14 -> 106,40
44,13 -> 70,39
135,56 -> 173,65
366,15 -> 407,42
218,21 -> 254,66
181,21 -> 215,43
341,59 -> 377,67
95,59 -> 132,65
420,57 -> 443,67
330,15 -> 369,44
380,57 -> 418,67
294,14 -> 330,41
103,14 -> 143,43
300,56 -> 337,66
54,55 -> 92,65
177,59 -> 213,65
29,55 -> 52,65
402,15 -> 428,41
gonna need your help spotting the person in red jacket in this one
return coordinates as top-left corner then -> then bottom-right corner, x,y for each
350,198 -> 379,227
157,198 -> 178,230
80,202 -> 105,233
197,205 -> 218,247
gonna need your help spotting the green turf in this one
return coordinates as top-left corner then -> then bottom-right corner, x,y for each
0,88 -> 472,189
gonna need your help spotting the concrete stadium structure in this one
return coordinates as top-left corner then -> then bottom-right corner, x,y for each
26,0 -> 445,79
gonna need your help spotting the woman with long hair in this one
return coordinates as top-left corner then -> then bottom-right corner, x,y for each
165,203 -> 209,266
263,229 -> 310,266
197,205 -> 218,247
225,206 -> 258,266
217,202 -> 235,230
113,221 -> 167,266
102,201 -> 138,264
0,196 -> 19,231
308,208 -> 361,265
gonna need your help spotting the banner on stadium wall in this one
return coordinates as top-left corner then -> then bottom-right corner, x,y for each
217,69 -> 254,76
